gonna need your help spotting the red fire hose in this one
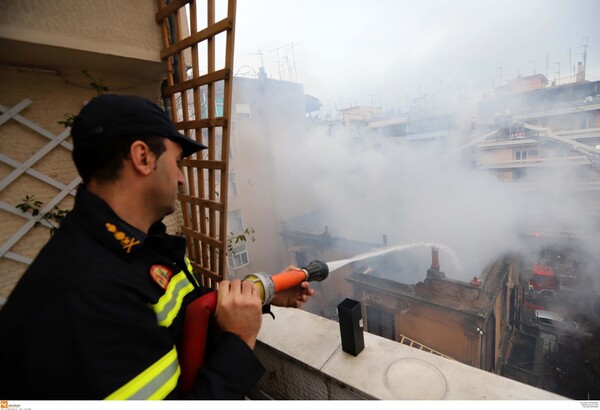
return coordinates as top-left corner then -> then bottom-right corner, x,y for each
179,260 -> 329,395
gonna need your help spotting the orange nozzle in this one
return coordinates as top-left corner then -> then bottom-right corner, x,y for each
271,268 -> 308,293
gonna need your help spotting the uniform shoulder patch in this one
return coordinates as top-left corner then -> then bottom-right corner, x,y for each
149,265 -> 173,290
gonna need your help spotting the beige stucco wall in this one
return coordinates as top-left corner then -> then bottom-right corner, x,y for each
224,77 -> 307,279
0,66 -> 182,299
0,0 -> 162,63
0,0 -> 190,300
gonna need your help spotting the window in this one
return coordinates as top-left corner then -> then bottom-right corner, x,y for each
236,103 -> 252,120
227,209 -> 244,234
295,251 -> 308,267
226,210 -> 252,269
515,149 -> 538,160
216,96 -> 224,117
366,305 -> 395,341
199,91 -> 225,119
514,168 -> 527,181
580,116 -> 596,129
227,244 -> 249,269
228,173 -> 238,196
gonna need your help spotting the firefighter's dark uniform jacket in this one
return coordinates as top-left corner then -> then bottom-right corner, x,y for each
0,188 -> 264,399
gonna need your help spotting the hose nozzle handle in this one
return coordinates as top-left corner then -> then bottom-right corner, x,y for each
302,260 -> 329,282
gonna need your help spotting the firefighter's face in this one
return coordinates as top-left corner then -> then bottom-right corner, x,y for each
150,138 -> 185,217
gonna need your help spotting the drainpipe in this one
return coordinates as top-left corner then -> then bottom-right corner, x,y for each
162,0 -> 181,115
477,326 -> 486,370
166,0 -> 181,85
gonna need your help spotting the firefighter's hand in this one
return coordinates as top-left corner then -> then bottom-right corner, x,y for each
215,279 -> 262,349
271,266 -> 315,308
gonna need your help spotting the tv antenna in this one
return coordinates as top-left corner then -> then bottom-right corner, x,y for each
268,42 -> 300,82
249,49 -> 265,70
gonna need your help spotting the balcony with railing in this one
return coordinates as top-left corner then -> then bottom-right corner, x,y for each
512,95 -> 600,120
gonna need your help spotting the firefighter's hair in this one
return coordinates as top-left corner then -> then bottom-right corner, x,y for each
72,135 -> 166,184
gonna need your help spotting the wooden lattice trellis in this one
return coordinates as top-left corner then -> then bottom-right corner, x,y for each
0,99 -> 81,265
156,0 -> 237,288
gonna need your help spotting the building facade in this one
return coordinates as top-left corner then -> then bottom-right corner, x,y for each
225,75 -> 309,278
280,220 -> 519,371
474,76 -> 600,234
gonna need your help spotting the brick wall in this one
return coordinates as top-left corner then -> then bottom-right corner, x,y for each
415,277 -> 481,307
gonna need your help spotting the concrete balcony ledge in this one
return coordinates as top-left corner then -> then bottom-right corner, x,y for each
250,306 -> 566,400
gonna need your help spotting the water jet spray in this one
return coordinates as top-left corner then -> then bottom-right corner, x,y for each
325,241 -> 463,275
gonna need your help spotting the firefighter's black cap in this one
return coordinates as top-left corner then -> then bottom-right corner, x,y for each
71,94 -> 206,157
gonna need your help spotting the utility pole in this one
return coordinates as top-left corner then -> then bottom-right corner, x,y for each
290,42 -> 297,83
249,49 -> 264,69
571,37 -> 589,83
554,62 -> 560,85
569,47 -> 572,83
248,49 -> 265,78
582,36 -> 588,80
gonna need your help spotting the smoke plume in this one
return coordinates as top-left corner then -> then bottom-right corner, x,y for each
265,122 -> 599,284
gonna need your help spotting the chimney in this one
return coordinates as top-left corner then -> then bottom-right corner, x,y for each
576,61 -> 585,82
431,246 -> 440,270
426,246 -> 446,279
258,66 -> 267,80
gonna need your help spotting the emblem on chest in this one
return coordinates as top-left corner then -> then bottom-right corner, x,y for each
149,265 -> 174,290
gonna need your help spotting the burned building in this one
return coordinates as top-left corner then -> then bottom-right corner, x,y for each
282,219 -> 523,372
348,249 -> 520,371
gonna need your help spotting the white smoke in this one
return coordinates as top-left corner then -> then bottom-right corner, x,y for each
266,122 -> 599,284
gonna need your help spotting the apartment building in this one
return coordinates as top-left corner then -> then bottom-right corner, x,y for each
474,75 -> 600,233
225,75 -> 308,278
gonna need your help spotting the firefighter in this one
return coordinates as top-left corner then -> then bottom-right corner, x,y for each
0,94 -> 313,399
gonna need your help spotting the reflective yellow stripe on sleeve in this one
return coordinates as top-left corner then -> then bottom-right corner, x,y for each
152,271 -> 195,327
105,347 -> 180,400
184,256 -> 200,287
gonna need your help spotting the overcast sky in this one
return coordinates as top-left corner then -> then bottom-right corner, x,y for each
227,1 -> 600,278
234,0 -> 600,110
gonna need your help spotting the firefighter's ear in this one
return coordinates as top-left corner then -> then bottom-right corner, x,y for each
129,141 -> 156,176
